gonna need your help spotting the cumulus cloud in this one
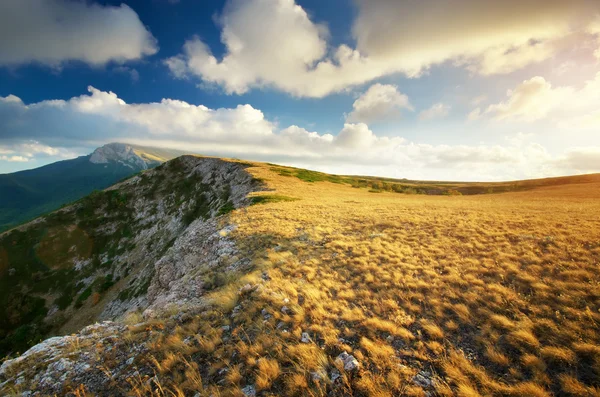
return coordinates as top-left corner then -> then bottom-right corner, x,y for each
345,84 -> 412,123
335,123 -> 377,149
0,88 -> 598,181
485,73 -> 600,124
419,103 -> 451,121
165,0 -> 600,97
0,0 -> 158,67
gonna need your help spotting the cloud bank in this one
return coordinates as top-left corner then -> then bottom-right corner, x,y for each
0,0 -> 158,67
1,87 -> 598,181
165,0 -> 600,97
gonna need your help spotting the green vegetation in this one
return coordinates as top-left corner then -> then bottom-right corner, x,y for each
74,286 -> 93,308
271,166 -> 347,184
250,194 -> 299,205
217,201 -> 236,215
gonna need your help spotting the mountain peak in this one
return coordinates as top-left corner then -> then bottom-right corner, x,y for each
89,142 -> 150,170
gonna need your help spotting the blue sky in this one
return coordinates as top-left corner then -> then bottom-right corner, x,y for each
0,0 -> 599,181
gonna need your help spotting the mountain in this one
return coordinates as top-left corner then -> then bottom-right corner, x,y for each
0,143 -> 187,232
1,159 -> 599,396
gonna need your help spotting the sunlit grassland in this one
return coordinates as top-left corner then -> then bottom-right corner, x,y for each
73,164 -> 600,395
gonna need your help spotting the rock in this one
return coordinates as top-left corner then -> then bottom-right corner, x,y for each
413,371 -> 433,388
239,284 -> 255,295
301,332 -> 312,343
231,305 -> 243,318
336,352 -> 360,372
241,385 -> 256,397
221,325 -> 231,332
218,368 -> 229,376
276,321 -> 287,330
262,308 -> 273,321
89,143 -> 150,170
281,306 -> 290,314
331,369 -> 341,382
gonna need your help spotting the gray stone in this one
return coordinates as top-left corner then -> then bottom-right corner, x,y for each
413,371 -> 433,388
241,385 -> 256,397
336,352 -> 360,372
331,369 -> 341,382
301,332 -> 312,343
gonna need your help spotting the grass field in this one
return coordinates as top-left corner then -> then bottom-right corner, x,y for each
126,163 -> 600,396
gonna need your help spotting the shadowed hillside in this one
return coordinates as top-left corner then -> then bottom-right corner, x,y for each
0,143 -> 189,232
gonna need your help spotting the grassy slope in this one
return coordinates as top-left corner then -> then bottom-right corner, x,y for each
126,162 -> 600,397
2,159 -> 600,396
270,163 -> 600,195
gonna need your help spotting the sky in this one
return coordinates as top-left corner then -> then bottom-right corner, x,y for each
0,0 -> 599,181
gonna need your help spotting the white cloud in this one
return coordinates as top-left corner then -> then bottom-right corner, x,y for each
346,84 -> 412,123
335,123 -> 377,149
486,77 -> 566,122
0,155 -> 29,162
0,0 -> 158,67
1,88 -> 598,181
0,140 -> 78,165
485,73 -> 600,124
419,103 -> 450,121
165,0 -> 600,97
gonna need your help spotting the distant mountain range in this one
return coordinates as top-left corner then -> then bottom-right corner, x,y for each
0,143 -> 188,232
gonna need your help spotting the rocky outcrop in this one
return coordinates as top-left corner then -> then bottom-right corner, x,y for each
102,156 -> 262,319
0,322 -> 137,396
0,154 -> 265,367
89,142 -> 156,169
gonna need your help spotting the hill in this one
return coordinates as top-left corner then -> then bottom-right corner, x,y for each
0,143 -> 187,232
1,158 -> 599,396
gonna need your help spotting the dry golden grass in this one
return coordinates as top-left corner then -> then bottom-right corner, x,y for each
127,164 -> 600,396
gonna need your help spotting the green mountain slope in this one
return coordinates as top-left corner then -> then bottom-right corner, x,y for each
0,143 -> 187,232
